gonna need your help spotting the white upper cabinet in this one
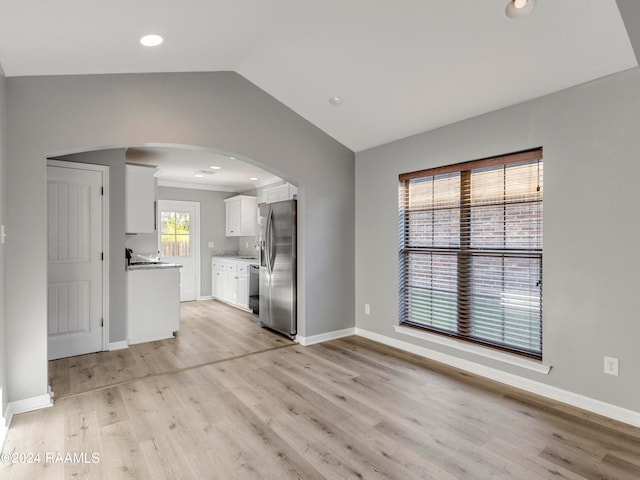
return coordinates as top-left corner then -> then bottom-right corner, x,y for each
125,164 -> 157,234
225,195 -> 257,237
261,183 -> 297,204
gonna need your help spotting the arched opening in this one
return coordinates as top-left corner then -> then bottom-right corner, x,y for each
47,143 -> 301,365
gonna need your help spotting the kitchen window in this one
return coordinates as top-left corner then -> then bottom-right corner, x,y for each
398,148 -> 543,359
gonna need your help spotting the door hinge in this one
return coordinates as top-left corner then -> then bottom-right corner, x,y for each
101,318 -> 104,327
101,252 -> 104,261
101,187 -> 104,195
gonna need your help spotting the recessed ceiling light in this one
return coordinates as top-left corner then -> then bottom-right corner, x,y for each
505,0 -> 535,19
329,96 -> 343,107
249,177 -> 258,181
210,166 -> 221,170
229,156 -> 236,160
194,173 -> 204,178
140,34 -> 163,47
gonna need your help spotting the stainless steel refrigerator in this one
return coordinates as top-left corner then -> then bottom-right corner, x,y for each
258,199 -> 297,338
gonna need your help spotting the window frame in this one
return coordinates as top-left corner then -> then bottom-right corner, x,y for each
398,148 -> 543,360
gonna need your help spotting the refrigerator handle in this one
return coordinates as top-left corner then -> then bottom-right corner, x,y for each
269,209 -> 277,273
265,208 -> 274,274
259,240 -> 266,267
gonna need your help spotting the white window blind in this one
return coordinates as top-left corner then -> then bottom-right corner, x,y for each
399,149 -> 543,358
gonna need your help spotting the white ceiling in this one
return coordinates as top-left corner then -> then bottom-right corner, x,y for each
0,0 -> 636,154
126,146 -> 281,192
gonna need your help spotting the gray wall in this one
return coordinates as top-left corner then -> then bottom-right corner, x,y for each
5,72 -> 355,403
355,68 -> 640,413
53,149 -> 127,343
0,64 -> 7,420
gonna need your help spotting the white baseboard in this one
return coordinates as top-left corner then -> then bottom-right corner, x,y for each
197,295 -> 214,301
1,389 -> 54,450
7,391 -> 54,417
108,340 -> 129,351
355,327 -> 640,428
297,327 -> 355,346
1,403 -> 12,451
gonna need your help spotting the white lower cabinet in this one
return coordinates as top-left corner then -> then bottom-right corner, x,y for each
212,257 -> 251,310
237,273 -> 248,309
212,258 -> 228,300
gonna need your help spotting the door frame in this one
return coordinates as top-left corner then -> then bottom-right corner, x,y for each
157,199 -> 201,301
46,159 -> 110,352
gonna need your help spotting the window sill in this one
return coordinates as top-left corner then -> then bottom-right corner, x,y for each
394,325 -> 552,375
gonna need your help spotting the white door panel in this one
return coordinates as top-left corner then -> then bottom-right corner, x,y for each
47,164 -> 104,360
48,281 -> 90,334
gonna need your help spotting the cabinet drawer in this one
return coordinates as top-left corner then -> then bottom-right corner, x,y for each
237,263 -> 248,274
212,261 -> 228,271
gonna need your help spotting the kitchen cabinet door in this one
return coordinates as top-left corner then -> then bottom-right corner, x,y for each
226,272 -> 248,308
225,197 -> 241,236
263,183 -> 298,204
227,272 -> 239,305
224,195 -> 256,236
237,274 -> 249,309
212,268 -> 228,301
126,164 -> 157,234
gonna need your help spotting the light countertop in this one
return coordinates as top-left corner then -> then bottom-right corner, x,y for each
212,256 -> 259,263
127,262 -> 183,271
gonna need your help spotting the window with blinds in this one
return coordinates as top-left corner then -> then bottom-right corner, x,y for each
398,149 -> 543,358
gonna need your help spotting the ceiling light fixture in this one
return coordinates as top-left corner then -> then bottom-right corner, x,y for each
505,0 -> 536,19
229,156 -> 236,160
328,96 -> 343,107
249,177 -> 258,181
140,34 -> 163,47
210,166 -> 221,170
194,169 -> 215,178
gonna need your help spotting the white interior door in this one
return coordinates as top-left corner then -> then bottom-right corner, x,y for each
47,163 -> 104,360
158,200 -> 199,302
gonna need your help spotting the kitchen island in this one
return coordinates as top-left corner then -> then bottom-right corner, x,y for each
127,262 -> 182,345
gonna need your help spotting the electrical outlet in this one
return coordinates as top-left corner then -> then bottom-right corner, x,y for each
245,241 -> 249,248
364,304 -> 370,315
208,241 -> 215,248
604,356 -> 619,376
0,225 -> 6,244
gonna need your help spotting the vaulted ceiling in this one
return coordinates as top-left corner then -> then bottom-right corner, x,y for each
0,0 -> 636,152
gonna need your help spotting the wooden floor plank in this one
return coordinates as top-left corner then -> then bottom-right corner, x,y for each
2,300 -> 639,479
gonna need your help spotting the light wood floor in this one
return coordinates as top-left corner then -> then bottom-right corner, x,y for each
2,301 -> 640,479
49,300 -> 292,399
